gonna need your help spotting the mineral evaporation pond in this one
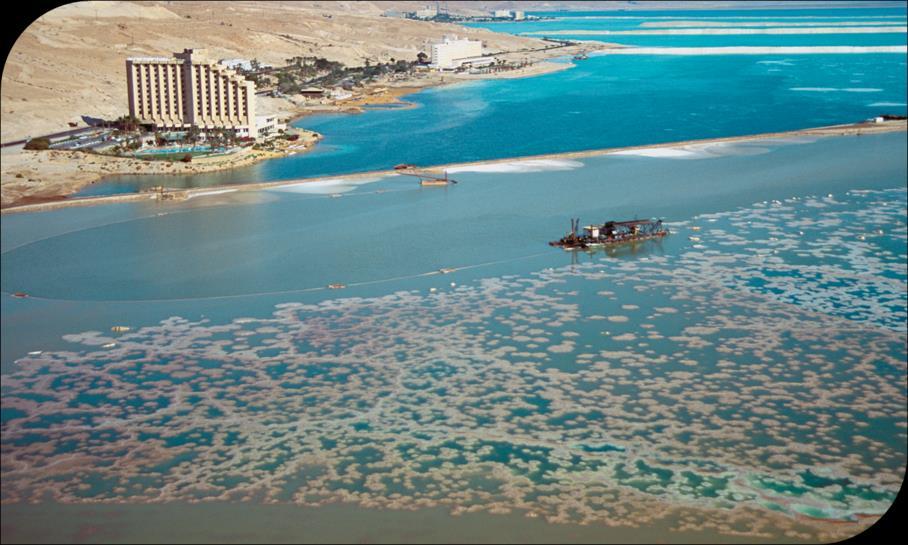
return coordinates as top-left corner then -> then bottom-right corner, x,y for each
2,188 -> 905,542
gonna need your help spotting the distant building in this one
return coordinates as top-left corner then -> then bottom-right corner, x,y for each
126,48 -> 256,138
458,56 -> 496,69
513,11 -> 525,20
493,9 -> 512,18
219,58 -> 271,72
429,35 -> 484,70
330,89 -> 353,100
414,6 -> 437,19
255,115 -> 285,140
299,87 -> 327,99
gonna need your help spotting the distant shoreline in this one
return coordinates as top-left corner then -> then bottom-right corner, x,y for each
0,47 -> 596,209
2,120 -> 904,215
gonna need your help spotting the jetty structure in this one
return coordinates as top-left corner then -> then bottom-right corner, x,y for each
550,218 -> 668,250
395,166 -> 458,186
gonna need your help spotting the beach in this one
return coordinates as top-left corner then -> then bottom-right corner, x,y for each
3,119 -> 903,214
0,129 -> 322,208
0,41 -> 600,208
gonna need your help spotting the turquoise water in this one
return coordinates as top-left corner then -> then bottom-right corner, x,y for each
527,33 -> 907,47
472,9 -> 908,48
78,6 -> 906,196
133,145 -> 224,155
7,133 -> 903,302
3,7 -> 907,542
2,134 -> 906,541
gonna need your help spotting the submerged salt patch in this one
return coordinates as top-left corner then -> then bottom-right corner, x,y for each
267,176 -> 384,194
2,188 -> 903,538
445,159 -> 583,174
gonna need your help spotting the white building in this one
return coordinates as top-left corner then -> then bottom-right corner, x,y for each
220,59 -> 254,71
255,115 -> 285,140
513,11 -> 525,20
330,88 -> 353,100
414,6 -> 437,19
219,58 -> 271,72
492,10 -> 512,18
429,36 -> 484,70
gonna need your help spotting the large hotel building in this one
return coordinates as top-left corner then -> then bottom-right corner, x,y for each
126,48 -> 256,137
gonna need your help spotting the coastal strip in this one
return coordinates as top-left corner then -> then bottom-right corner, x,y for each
590,45 -> 908,55
2,120 -> 904,215
525,27 -> 908,35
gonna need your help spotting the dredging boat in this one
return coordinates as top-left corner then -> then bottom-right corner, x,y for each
549,218 -> 668,250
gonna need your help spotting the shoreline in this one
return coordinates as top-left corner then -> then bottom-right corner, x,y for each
279,60 -> 575,129
0,46 -> 596,209
2,120 -> 904,215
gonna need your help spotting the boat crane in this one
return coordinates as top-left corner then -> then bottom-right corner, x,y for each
550,217 -> 668,250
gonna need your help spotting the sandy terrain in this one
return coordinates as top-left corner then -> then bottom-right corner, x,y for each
0,129 -> 320,207
0,43 -> 595,208
1,1 -> 576,142
4,120 -> 902,214
1,1 -> 617,206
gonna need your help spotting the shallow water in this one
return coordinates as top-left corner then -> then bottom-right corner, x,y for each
2,132 -> 905,542
0,502 -> 821,544
3,7 -> 907,543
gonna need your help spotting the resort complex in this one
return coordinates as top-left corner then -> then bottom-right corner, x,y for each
126,48 -> 257,138
428,35 -> 490,70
